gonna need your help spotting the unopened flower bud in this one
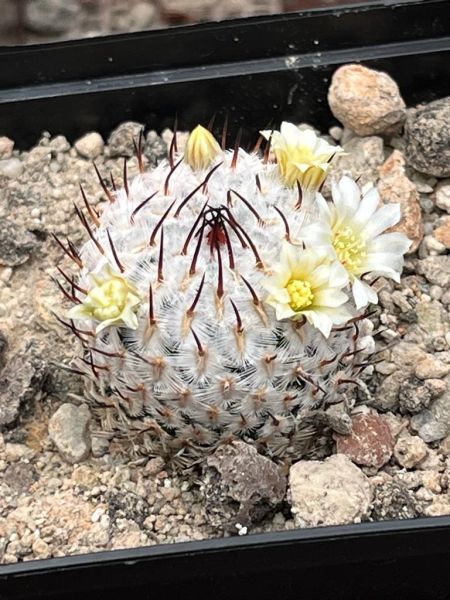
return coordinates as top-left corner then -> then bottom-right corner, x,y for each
184,125 -> 221,171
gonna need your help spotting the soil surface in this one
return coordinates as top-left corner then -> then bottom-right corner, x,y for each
1,94 -> 450,563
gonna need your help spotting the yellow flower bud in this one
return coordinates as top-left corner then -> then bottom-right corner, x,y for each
184,125 -> 221,171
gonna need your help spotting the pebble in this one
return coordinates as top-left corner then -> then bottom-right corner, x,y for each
108,121 -> 143,157
399,378 -> 432,414
416,256 -> 450,288
404,97 -> 450,177
410,410 -> 433,432
0,158 -> 23,179
74,132 -> 105,160
48,403 -> 91,464
419,421 -> 448,443
0,136 -> 14,159
435,182 -> 450,213
328,64 -> 405,136
393,434 -> 428,469
288,454 -> 372,527
415,356 -> 450,380
90,435 -> 110,458
201,441 -> 286,531
334,414 -> 394,469
377,150 -> 423,253
0,345 -> 46,427
433,217 -> 450,249
32,538 -> 51,559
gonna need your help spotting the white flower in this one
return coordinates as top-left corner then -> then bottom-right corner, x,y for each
262,243 -> 350,338
303,176 -> 411,309
260,121 -> 342,190
68,265 -> 141,334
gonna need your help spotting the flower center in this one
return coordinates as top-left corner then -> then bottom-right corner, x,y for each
333,227 -> 367,273
286,279 -> 314,311
89,279 -> 128,321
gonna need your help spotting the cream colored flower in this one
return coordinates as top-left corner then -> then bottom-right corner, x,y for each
260,121 -> 342,189
68,266 -> 141,334
184,125 -> 222,171
303,176 -> 411,309
262,243 -> 350,338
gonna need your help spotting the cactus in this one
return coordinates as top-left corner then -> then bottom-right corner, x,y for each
54,122 -> 410,466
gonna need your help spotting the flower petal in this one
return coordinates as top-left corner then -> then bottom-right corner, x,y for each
362,203 -> 401,239
352,277 -> 378,309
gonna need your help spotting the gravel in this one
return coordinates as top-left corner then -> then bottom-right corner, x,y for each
2,76 -> 450,562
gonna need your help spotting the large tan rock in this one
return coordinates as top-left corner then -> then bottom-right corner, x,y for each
328,64 -> 406,136
288,454 -> 372,527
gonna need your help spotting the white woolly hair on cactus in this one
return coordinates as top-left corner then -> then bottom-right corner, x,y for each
53,121 -> 410,466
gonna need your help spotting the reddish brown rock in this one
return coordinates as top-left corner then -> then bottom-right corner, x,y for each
328,64 -> 406,136
334,414 -> 395,469
378,150 -> 423,253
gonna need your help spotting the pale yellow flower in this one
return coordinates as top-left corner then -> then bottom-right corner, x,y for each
68,266 -> 141,334
184,125 -> 222,171
260,121 -> 342,190
302,176 -> 411,309
262,243 -> 350,338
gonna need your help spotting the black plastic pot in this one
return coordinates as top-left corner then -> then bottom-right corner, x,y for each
1,1 -> 450,598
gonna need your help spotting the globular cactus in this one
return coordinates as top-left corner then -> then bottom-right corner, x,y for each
54,122 -> 410,466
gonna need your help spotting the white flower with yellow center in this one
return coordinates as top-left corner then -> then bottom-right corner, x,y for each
67,266 -> 141,334
260,121 -> 342,190
262,243 -> 351,338
304,176 -> 411,309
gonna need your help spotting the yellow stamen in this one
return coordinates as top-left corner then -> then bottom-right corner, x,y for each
89,279 -> 129,321
333,227 -> 367,273
286,279 -> 314,311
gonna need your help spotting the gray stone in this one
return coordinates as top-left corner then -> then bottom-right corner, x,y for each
370,478 -> 421,521
3,462 -> 38,494
399,377 -> 432,414
74,132 -> 104,160
201,441 -> 286,532
26,0 -> 81,34
108,122 -> 143,157
48,135 -> 71,153
0,221 -> 38,267
430,386 -> 450,431
419,421 -> 448,443
91,435 -> 110,458
48,403 -> 91,464
288,454 -> 372,527
372,371 -> 403,411
410,409 -> 433,432
0,158 -> 23,179
145,130 -> 168,166
404,98 -> 450,177
0,344 -> 47,426
416,256 -> 450,288
328,64 -> 406,136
